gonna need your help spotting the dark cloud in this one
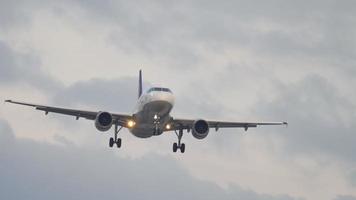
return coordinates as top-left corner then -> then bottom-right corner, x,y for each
0,41 -> 62,92
0,119 -> 300,200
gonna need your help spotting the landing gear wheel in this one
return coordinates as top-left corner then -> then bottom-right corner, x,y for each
173,127 -> 186,153
110,123 -> 124,149
173,143 -> 178,152
116,138 -> 122,148
109,137 -> 114,148
180,143 -> 185,153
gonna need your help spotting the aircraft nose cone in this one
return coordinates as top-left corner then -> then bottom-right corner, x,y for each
152,92 -> 175,106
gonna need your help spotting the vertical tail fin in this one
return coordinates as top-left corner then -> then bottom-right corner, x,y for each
138,70 -> 143,98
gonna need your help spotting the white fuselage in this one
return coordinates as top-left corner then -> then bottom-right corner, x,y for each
130,89 -> 175,138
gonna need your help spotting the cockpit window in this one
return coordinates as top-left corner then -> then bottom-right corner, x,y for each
147,87 -> 172,93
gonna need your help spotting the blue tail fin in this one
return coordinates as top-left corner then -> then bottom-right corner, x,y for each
138,70 -> 143,98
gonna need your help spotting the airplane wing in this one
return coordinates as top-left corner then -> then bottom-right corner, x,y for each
4,100 -> 132,127
172,118 -> 287,131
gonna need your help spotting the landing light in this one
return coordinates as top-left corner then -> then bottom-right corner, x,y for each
127,120 -> 136,128
165,124 -> 171,130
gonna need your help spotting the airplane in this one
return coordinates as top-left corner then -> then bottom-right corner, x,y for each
5,70 -> 287,153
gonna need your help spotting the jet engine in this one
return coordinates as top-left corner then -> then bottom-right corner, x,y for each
192,119 -> 210,139
95,112 -> 113,132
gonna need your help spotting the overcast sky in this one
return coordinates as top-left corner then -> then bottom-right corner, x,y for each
1,0 -> 356,200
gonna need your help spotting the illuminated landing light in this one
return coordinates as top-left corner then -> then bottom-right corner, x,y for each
165,124 -> 171,130
127,120 -> 136,128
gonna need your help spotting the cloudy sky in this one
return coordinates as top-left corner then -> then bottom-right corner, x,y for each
1,0 -> 356,199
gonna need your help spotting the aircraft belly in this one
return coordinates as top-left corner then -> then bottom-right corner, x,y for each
130,127 -> 153,138
131,100 -> 172,138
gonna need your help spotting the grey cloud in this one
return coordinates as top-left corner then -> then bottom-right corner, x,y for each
189,0 -> 356,66
0,119 -> 301,200
0,119 -> 15,146
334,195 -> 356,200
72,0 -> 356,66
1,0 -> 355,198
52,77 -> 151,113
44,71 -> 356,198
255,75 -> 356,162
173,87 -> 226,119
1,0 -> 354,165
181,67 -> 356,163
0,0 -> 52,30
349,170 -> 356,187
0,41 -> 62,92
0,0 -> 28,29
2,0 -> 355,71
40,77 -> 146,133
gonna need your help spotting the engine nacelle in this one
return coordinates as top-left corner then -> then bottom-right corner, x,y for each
95,112 -> 113,132
192,119 -> 209,139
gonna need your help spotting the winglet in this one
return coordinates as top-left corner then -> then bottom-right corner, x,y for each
283,122 -> 288,127
5,100 -> 12,103
138,69 -> 143,99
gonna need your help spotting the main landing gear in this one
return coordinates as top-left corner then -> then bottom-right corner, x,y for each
173,128 -> 185,153
109,124 -> 122,148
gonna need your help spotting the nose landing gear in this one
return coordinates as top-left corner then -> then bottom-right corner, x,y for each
173,128 -> 185,153
109,123 -> 122,148
153,114 -> 162,136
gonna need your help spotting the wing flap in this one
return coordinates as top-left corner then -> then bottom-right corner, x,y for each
172,118 -> 287,131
